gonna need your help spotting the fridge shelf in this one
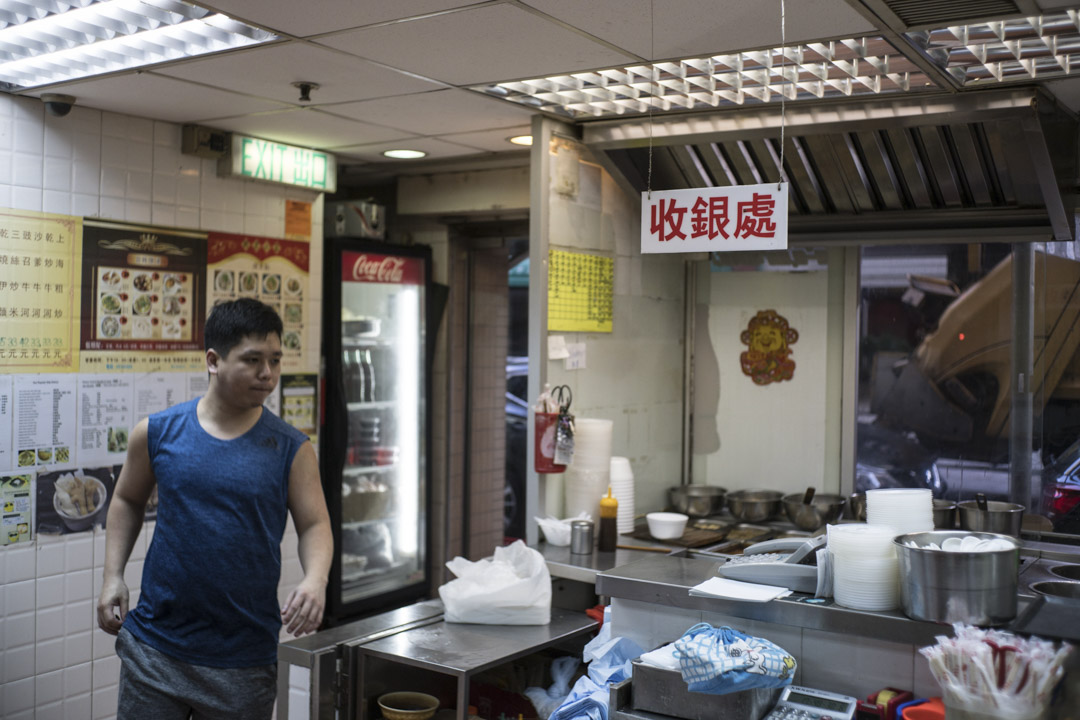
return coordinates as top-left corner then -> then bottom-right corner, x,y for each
344,464 -> 397,475
341,558 -> 416,586
347,401 -> 397,411
342,337 -> 392,349
343,517 -> 399,530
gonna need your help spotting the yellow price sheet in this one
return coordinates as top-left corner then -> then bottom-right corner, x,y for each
548,249 -> 613,333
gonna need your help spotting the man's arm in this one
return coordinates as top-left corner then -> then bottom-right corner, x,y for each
97,417 -> 156,635
281,441 -> 333,636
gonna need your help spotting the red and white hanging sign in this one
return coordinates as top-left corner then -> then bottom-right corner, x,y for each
641,183 -> 788,254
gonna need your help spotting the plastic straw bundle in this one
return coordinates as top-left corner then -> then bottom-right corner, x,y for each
920,623 -> 1072,718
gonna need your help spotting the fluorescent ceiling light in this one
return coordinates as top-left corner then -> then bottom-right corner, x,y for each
507,134 -> 533,146
0,0 -> 278,90
382,149 -> 427,159
909,10 -> 1080,86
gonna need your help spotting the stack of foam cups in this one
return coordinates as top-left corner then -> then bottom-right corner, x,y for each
827,524 -> 900,611
564,418 -> 614,522
609,456 -> 635,535
866,488 -> 934,534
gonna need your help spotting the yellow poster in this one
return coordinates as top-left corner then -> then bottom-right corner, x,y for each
285,200 -> 312,240
0,210 -> 82,372
547,248 -> 614,333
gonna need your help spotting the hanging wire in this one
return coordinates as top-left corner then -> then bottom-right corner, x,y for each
647,0 -> 654,199
778,0 -> 787,190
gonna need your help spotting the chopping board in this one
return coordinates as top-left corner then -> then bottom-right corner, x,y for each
625,525 -> 729,548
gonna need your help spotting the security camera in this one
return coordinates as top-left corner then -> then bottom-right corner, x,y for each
41,94 -> 76,118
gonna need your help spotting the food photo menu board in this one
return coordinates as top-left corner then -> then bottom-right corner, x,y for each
80,221 -> 207,360
207,232 -> 311,372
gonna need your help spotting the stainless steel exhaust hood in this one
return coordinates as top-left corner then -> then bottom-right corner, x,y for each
583,88 -> 1077,244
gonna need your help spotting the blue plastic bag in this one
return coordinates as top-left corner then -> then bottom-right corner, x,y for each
675,623 -> 796,695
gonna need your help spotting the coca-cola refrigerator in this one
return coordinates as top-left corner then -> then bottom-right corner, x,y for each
322,237 -> 432,624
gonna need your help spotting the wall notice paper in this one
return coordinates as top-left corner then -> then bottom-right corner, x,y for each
78,374 -> 134,467
207,232 -> 312,373
547,249 -> 613,333
1,471 -> 33,545
0,375 -> 12,471
134,372 -> 188,420
285,200 -> 312,240
281,373 -> 318,445
0,209 -> 83,372
13,374 -> 77,473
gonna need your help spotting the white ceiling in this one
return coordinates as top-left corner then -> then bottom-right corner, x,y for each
16,0 -> 1080,180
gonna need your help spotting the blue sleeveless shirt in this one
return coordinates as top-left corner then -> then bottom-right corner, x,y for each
125,398 -> 308,667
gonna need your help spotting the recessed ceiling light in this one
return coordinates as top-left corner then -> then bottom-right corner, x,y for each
0,0 -> 278,89
382,149 -> 427,159
508,135 -> 533,146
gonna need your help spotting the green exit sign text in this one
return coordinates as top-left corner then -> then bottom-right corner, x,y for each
220,134 -> 337,193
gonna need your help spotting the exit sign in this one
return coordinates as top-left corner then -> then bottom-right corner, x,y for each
220,134 -> 337,193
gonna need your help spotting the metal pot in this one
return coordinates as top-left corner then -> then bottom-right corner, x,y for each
781,492 -> 846,531
932,499 -> 958,529
846,493 -> 867,521
668,485 -> 727,517
894,531 -> 1021,625
726,490 -> 783,523
958,500 -> 1024,536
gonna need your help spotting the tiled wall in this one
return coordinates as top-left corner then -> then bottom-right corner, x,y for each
0,92 -> 323,720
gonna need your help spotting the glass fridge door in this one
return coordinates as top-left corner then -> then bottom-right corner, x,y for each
337,251 -> 426,606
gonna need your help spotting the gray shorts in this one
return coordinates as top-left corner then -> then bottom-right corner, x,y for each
116,627 -> 276,720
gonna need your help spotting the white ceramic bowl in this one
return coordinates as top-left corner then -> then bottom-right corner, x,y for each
646,511 -> 688,540
53,476 -> 107,532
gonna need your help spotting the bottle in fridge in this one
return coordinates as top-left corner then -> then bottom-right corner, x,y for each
322,238 -> 432,624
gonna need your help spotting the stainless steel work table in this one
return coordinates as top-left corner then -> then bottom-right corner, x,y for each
353,607 -> 598,720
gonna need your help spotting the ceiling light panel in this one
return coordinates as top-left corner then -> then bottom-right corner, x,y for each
910,10 -> 1080,86
0,0 -> 277,89
472,36 -> 933,119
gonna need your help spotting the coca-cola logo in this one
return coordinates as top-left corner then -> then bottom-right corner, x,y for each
351,254 -> 405,283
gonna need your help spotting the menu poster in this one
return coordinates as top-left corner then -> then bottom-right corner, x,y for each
13,374 -> 77,473
207,232 -> 310,373
35,466 -> 113,536
0,375 -> 11,471
0,209 -> 82,372
281,373 -> 318,445
188,372 -> 209,400
80,222 -> 208,367
548,248 -> 614,333
134,372 -> 188,420
78,374 -> 134,467
1,471 -> 33,545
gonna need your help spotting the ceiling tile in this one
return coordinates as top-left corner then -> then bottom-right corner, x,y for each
522,0 -> 878,60
316,4 -> 637,85
204,0 -> 469,38
35,74 -> 289,124
327,89 -> 535,136
155,41 -> 445,104
331,136 -> 484,162
208,108 -> 416,149
438,125 -> 534,152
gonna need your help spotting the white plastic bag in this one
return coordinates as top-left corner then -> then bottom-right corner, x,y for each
535,512 -> 592,546
439,540 -> 552,625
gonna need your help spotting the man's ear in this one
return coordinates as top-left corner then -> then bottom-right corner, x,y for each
206,348 -> 221,375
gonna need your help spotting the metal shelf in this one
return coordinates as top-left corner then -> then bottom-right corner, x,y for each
344,463 -> 397,475
346,400 -> 396,411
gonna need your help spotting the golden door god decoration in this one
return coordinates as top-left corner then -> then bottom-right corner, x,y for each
740,309 -> 799,385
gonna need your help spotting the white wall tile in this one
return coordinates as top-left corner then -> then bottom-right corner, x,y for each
101,136 -> 128,169
93,655 -> 120,689
100,166 -> 125,198
92,683 -> 119,720
2,675 -> 35,714
153,172 -> 177,204
36,636 -> 66,674
176,174 -> 200,206
154,120 -> 179,147
66,537 -> 94,572
125,199 -> 151,224
152,203 -> 177,227
6,544 -> 36,582
38,540 -> 67,577
44,122 -> 74,159
99,196 -> 124,221
37,605 -> 66,641
72,193 -> 100,217
0,149 -> 11,185
38,700 -> 65,720
127,170 -> 152,202
2,610 -> 35,650
37,575 -> 65,608
43,191 -> 72,214
65,691 -> 93,720
0,116 -> 13,151
14,119 -> 44,156
11,185 -> 41,210
65,661 -> 93,697
6,579 -> 35,614
74,159 -> 101,195
92,628 -> 116,660
66,105 -> 102,134
128,142 -> 153,173
44,157 -> 72,191
65,601 -> 93,634
37,667 -> 64,705
0,182 -> 12,207
65,569 -> 93,604
65,630 -> 93,667
74,131 -> 102,163
3,643 -> 35,682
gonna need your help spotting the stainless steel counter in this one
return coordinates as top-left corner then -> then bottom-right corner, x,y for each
538,540 -> 677,584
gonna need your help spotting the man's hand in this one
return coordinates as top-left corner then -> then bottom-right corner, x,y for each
97,576 -> 130,635
281,576 -> 327,636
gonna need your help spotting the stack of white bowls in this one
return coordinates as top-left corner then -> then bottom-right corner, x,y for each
564,418 -> 614,521
866,488 -> 934,534
827,524 -> 900,611
609,456 -> 635,534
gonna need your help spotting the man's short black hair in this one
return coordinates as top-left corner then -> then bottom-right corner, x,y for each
204,298 -> 283,358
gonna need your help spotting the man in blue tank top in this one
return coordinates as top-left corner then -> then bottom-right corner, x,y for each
97,298 -> 333,719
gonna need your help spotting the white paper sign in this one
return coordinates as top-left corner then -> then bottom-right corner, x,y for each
641,183 -> 788,254
78,374 -> 134,466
